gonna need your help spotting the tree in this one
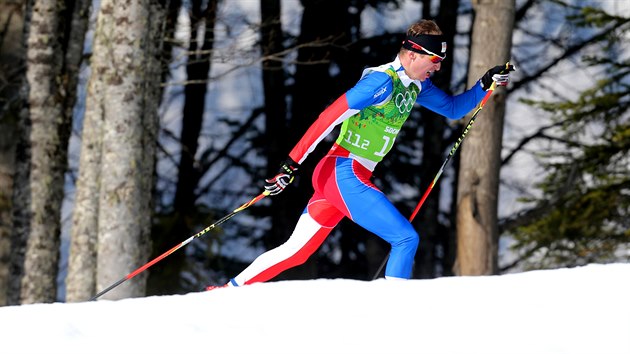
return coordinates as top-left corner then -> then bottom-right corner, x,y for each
65,73 -> 102,302
412,0 -> 461,279
272,0 -> 354,280
147,0 -> 218,296
54,0 -> 91,303
260,0 -> 292,279
502,6 -> 630,270
8,0 -> 89,304
0,0 -> 25,306
68,0 -> 166,301
455,0 -> 515,276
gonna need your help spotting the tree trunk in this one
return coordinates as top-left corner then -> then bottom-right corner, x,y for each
7,0 -> 31,305
455,0 -> 514,276
0,0 -> 25,307
279,0 -> 353,281
147,0 -> 217,296
140,0 -> 164,293
65,19 -> 106,302
65,92 -> 102,302
19,0 -> 77,304
0,114 -> 16,307
92,0 -> 165,300
8,95 -> 30,306
413,0 -> 460,279
55,0 -> 91,304
260,0 -> 291,267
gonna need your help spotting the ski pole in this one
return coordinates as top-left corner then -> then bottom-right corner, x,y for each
90,191 -> 270,301
408,81 -> 497,221
371,73 -> 503,280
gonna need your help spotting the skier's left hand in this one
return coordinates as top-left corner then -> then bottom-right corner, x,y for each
480,63 -> 515,90
264,158 -> 299,195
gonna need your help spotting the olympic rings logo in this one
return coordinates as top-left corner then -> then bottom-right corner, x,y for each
394,91 -> 417,114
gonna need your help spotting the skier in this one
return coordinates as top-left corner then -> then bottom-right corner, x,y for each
208,19 -> 514,289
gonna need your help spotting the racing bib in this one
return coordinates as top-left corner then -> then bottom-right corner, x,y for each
335,68 -> 419,163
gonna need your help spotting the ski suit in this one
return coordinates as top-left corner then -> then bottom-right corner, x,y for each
230,56 -> 486,286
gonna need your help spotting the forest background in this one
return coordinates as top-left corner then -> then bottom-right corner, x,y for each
0,0 -> 628,305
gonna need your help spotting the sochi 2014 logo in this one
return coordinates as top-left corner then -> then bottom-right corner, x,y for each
394,90 -> 417,114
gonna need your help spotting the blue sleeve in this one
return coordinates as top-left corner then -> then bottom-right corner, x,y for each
417,79 -> 486,120
345,71 -> 393,110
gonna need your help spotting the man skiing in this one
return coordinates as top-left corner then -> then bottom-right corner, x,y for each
209,19 -> 514,289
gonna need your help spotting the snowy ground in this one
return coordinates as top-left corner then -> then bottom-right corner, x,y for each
1,263 -> 629,354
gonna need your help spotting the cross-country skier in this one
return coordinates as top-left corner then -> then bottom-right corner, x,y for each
208,19 -> 514,289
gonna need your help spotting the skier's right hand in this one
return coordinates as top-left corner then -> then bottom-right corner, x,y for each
264,158 -> 299,195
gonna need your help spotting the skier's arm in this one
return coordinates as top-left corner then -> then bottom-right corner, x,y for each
417,79 -> 486,120
420,64 -> 515,119
288,72 -> 392,164
264,71 -> 392,195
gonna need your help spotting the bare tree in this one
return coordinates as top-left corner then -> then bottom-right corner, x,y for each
147,0 -> 218,296
455,0 -> 515,275
64,6 -> 104,301
52,0 -> 91,305
15,0 -> 89,303
0,0 -> 25,306
412,0 -> 461,279
65,87 -> 102,302
260,0 -> 292,271
71,0 -> 166,301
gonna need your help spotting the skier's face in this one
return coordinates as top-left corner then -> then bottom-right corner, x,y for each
406,51 -> 442,81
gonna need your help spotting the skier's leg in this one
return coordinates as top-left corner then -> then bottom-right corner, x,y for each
230,192 -> 344,286
319,157 -> 419,279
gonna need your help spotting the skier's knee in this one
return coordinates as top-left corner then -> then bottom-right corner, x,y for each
392,230 -> 419,254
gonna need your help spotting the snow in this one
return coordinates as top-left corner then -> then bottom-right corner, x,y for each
2,264 -> 630,354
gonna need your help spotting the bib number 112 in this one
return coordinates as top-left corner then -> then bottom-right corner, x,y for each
343,132 -> 394,157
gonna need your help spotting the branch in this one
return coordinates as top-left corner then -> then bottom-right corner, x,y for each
514,0 -> 538,23
509,19 -> 630,94
187,107 -> 265,203
501,120 -> 566,166
499,244 -> 540,272
163,37 -> 344,87
195,148 -> 259,198
499,162 -> 580,234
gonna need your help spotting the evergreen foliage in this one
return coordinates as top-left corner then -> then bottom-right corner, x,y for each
509,6 -> 630,269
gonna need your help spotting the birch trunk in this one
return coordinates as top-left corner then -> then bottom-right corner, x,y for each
19,0 -> 69,304
455,0 -> 515,276
63,0 -> 98,303
91,0 -> 164,300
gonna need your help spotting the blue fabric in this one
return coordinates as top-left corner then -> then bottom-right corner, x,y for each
344,68 -> 485,120
345,71 -> 392,110
418,79 -> 485,119
333,158 -> 419,279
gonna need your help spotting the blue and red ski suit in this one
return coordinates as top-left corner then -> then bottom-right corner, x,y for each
230,56 -> 486,286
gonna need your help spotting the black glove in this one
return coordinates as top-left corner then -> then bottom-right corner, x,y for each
481,63 -> 515,91
264,158 -> 299,195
